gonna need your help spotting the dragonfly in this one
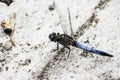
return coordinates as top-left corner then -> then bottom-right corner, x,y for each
49,2 -> 113,58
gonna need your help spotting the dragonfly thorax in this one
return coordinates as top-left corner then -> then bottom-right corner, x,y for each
49,32 -> 77,47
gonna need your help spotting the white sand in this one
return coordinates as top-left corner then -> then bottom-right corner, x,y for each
0,0 -> 120,80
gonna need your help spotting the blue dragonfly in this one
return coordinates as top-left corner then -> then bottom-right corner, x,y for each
49,2 -> 113,58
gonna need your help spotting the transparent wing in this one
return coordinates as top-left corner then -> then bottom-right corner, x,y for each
54,2 -> 74,37
68,7 -> 74,37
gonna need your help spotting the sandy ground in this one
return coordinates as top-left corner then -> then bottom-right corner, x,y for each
0,0 -> 120,80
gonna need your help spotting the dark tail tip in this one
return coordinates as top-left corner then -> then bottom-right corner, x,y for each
108,54 -> 113,57
100,51 -> 113,57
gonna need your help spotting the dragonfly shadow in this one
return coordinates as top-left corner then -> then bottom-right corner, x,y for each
50,47 -> 71,60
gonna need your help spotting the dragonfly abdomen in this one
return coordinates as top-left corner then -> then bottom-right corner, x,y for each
75,41 -> 113,57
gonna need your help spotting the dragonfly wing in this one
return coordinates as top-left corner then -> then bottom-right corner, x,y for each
54,2 -> 70,35
68,7 -> 74,38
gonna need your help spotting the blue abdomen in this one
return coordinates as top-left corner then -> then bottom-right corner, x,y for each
75,41 -> 113,57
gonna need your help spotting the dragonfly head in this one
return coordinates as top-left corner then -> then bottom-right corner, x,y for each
49,32 -> 57,42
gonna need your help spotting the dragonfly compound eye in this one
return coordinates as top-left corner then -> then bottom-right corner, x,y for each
49,32 -> 56,41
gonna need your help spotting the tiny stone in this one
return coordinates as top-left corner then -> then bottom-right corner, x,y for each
6,66 -> 9,71
49,4 -> 55,11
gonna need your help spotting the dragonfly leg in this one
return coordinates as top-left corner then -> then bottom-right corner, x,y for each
51,43 -> 59,52
65,46 -> 71,58
61,46 -> 71,58
61,46 -> 65,52
57,43 -> 59,50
